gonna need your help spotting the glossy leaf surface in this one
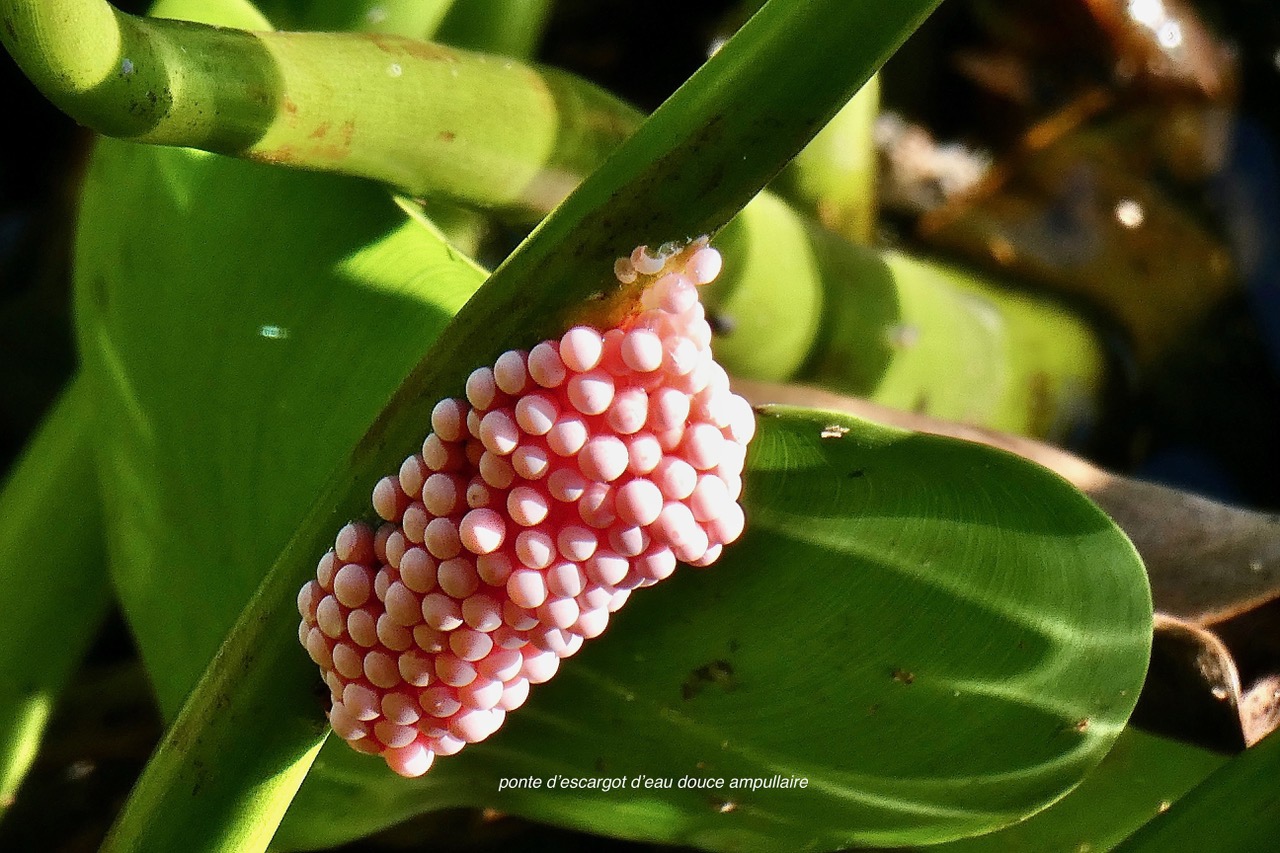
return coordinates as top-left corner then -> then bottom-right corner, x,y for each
284,405 -> 1152,849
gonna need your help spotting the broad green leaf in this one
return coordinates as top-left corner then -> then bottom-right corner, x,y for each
282,405 -> 1151,849
0,377 -> 109,807
1114,730 -> 1280,852
76,141 -> 483,853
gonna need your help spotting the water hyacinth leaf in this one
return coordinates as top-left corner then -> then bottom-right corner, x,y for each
81,140 -> 484,853
0,377 -> 109,807
1114,729 -> 1280,851
280,405 -> 1151,850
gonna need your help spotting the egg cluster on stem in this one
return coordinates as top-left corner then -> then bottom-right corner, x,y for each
298,238 -> 754,776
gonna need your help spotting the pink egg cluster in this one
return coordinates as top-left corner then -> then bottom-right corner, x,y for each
297,238 -> 754,777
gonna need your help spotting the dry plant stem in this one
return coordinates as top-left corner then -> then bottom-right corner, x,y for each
733,379 -> 1280,626
0,0 -> 638,216
0,376 -> 110,808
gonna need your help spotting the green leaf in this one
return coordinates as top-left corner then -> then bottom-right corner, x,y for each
1114,730 -> 1280,852
0,377 -> 110,807
283,405 -> 1151,849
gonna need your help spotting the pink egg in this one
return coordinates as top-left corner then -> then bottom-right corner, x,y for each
449,629 -> 494,662
384,742 -> 434,778
437,557 -> 481,599
546,561 -> 585,598
399,547 -> 437,593
606,387 -> 649,435
398,455 -> 427,500
435,654 -> 477,688
684,246 -> 722,285
547,467 -> 586,502
421,593 -> 463,631
512,444 -> 551,480
556,525 -> 598,562
621,328 -> 664,372
493,350 -> 529,395
465,367 -> 498,411
585,550 -> 629,586
459,508 -> 506,555
459,676 -> 505,711
397,650 -> 434,687
626,433 -> 664,475
461,593 -> 503,632
514,394 -> 558,435
579,435 -> 630,483
479,410 -> 520,455
431,398 -> 467,442
499,677 -> 531,711
478,451 -> 516,490
615,478 -> 664,526
508,486 -> 550,527
528,341 -> 567,388
515,530 -> 555,569
507,568 -> 548,609
546,414 -> 588,456
567,371 -> 615,415
521,647 -> 561,684
649,387 -> 691,432
577,482 -> 616,528
560,326 -> 604,372
475,552 -> 513,586
424,517 -> 462,560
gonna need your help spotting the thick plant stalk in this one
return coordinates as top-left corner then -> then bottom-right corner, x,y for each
0,0 -> 638,216
711,194 -> 1106,441
775,75 -> 881,244
96,1 -> 944,850
1113,729 -> 1280,851
0,376 -> 110,807
436,0 -> 553,58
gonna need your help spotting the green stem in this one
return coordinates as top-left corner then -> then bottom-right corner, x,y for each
0,375 -> 110,808
0,0 -> 638,216
285,0 -> 456,37
709,193 -> 1107,440
436,0 -> 553,58
775,74 -> 881,244
1114,730 -> 1280,851
98,2 -> 943,850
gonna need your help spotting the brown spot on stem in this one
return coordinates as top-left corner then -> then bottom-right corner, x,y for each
438,130 -> 456,142
309,122 -> 330,139
366,32 -> 457,63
